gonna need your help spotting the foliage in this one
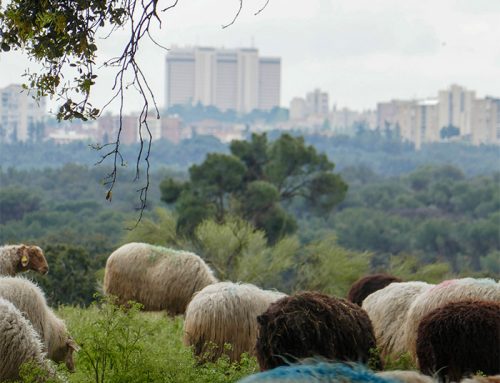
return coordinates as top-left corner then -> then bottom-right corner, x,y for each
387,254 -> 451,284
55,297 -> 258,383
32,244 -> 106,307
162,133 -> 347,243
295,235 -> 372,297
194,218 -> 298,289
0,186 -> 41,223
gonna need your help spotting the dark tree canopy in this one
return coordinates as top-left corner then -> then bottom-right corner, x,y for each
161,133 -> 348,242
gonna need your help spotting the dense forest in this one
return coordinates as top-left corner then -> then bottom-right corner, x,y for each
1,132 -> 498,307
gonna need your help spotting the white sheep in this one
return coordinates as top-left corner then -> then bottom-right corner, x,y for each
402,277 -> 500,361
184,281 -> 286,362
103,242 -> 218,314
0,244 -> 49,276
362,281 -> 434,360
0,276 -> 79,372
0,297 -> 49,380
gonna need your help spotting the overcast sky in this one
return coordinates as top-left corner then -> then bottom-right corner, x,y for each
0,0 -> 499,115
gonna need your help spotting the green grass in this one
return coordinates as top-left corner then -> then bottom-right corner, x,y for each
26,297 -> 258,383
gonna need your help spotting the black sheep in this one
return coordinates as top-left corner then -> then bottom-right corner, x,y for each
416,300 -> 500,382
347,274 -> 402,306
255,291 -> 381,371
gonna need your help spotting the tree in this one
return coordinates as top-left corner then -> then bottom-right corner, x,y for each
161,133 -> 348,243
0,0 -> 270,213
440,124 -> 460,139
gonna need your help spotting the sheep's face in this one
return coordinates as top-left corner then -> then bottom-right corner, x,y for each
53,338 -> 80,372
17,245 -> 49,275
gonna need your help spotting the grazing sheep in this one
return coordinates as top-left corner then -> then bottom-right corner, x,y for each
0,244 -> 49,276
403,278 -> 500,360
238,362 -> 394,383
348,274 -> 402,306
416,300 -> 500,382
103,242 -> 218,314
0,277 -> 79,372
255,291 -> 380,371
362,281 -> 434,360
377,370 -> 436,383
0,297 -> 50,381
183,282 -> 286,362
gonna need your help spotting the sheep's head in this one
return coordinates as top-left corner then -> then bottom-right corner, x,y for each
17,245 -> 49,275
52,337 -> 80,372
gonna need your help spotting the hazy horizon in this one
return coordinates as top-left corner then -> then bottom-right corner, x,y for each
0,0 -> 499,116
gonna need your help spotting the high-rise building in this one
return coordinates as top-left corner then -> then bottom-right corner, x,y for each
438,84 -> 475,136
306,89 -> 329,117
0,84 -> 46,143
165,46 -> 281,114
472,97 -> 500,145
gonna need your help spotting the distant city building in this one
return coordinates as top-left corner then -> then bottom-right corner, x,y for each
165,46 -> 281,114
306,88 -> 329,117
438,84 -> 475,136
0,84 -> 46,143
472,97 -> 500,145
289,97 -> 307,120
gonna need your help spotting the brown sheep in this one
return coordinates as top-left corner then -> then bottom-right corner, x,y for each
0,244 -> 49,276
255,291 -> 381,371
416,300 -> 500,382
103,242 -> 218,314
347,274 -> 402,306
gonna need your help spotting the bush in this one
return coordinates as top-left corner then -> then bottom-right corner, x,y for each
55,296 -> 258,383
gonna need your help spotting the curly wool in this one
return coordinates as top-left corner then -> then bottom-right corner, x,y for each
238,362 -> 394,383
0,244 -> 48,276
0,277 -> 77,371
256,291 -> 380,371
362,281 -> 434,360
348,274 -> 402,306
416,300 -> 500,382
103,242 -> 218,314
0,297 -> 48,380
184,282 -> 286,362
403,278 -> 500,361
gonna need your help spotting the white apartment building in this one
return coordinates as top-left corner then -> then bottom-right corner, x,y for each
306,89 -> 329,117
0,84 -> 46,143
165,46 -> 281,114
472,97 -> 500,145
438,84 -> 475,136
289,97 -> 307,120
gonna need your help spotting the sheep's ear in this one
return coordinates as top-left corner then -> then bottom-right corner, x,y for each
67,338 -> 81,352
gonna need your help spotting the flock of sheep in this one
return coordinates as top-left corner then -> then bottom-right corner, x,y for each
0,242 -> 499,383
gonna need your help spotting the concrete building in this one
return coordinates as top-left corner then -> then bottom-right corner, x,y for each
306,89 -> 329,117
289,97 -> 307,120
165,46 -> 281,114
438,84 -> 475,137
0,84 -> 46,143
259,57 -> 281,111
416,99 -> 440,146
472,97 -> 500,145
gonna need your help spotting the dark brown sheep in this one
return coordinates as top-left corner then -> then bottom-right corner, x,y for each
416,300 -> 500,382
347,274 -> 402,306
255,291 -> 381,371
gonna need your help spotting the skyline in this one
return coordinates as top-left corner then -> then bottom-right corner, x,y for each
0,0 -> 499,115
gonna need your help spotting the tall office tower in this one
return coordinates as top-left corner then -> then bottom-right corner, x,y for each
259,57 -> 281,111
215,50 -> 238,111
438,84 -> 475,136
165,46 -> 281,114
165,48 -> 196,108
0,84 -> 46,143
306,89 -> 329,117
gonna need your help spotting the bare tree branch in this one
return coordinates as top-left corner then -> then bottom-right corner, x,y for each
222,0 -> 243,29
